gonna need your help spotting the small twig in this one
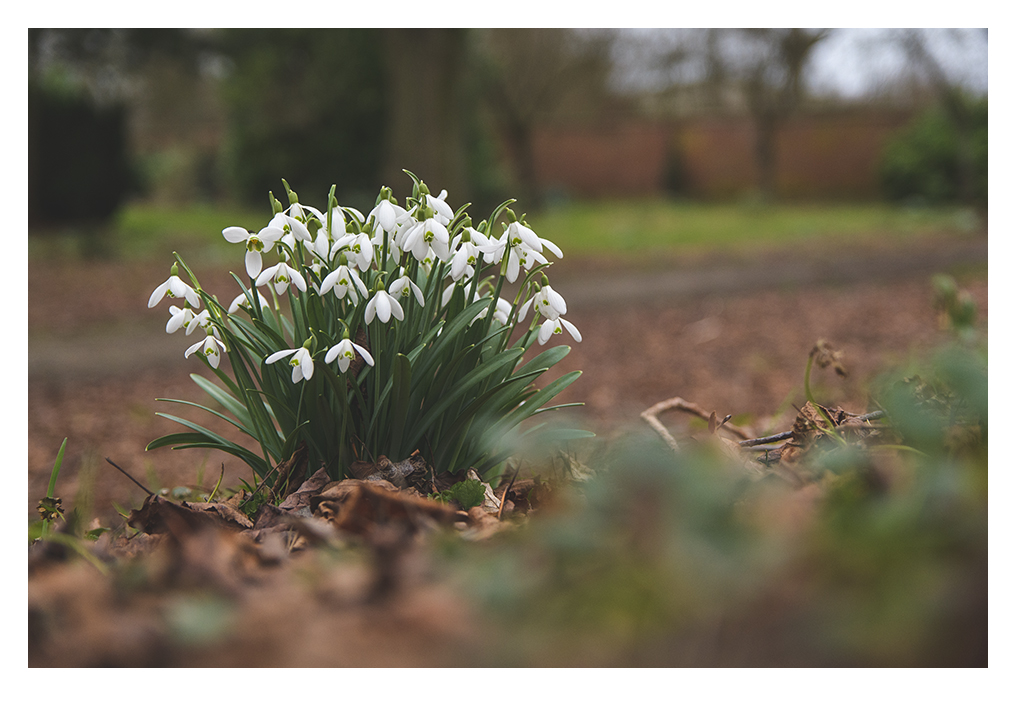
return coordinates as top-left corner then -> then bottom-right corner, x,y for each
738,410 -> 885,448
640,395 -> 754,451
105,458 -> 155,496
497,463 -> 521,521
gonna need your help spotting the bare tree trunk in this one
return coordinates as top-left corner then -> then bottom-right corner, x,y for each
753,109 -> 778,201
380,29 -> 469,199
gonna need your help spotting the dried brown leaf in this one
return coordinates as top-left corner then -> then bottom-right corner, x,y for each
127,495 -> 253,535
279,465 -> 332,511
331,482 -> 462,537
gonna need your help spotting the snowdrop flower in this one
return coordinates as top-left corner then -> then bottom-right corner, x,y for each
400,217 -> 450,262
166,305 -> 195,334
425,189 -> 454,225
268,212 -> 312,253
256,261 -> 307,295
222,224 -> 285,278
286,201 -> 322,226
538,316 -> 581,345
319,262 -> 369,302
532,284 -> 567,320
332,230 -> 375,272
502,219 -> 563,260
369,195 -> 410,234
149,269 -> 200,309
389,270 -> 425,308
185,334 -> 227,369
365,288 -> 404,324
185,309 -> 220,338
449,226 -> 497,281
228,290 -> 271,314
266,346 -> 315,383
325,337 -> 375,373
492,297 -> 521,325
504,243 -> 548,284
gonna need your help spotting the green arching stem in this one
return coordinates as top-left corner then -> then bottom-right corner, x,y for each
803,353 -> 847,445
41,437 -> 68,537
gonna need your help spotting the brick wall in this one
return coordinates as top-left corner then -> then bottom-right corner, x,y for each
531,110 -> 915,200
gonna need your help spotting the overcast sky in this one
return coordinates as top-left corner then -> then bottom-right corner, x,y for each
809,28 -> 988,97
611,28 -> 989,98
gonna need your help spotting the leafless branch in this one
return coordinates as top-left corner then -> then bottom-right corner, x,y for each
641,395 -> 754,451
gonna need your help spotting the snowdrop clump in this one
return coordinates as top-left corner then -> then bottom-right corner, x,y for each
147,173 -> 587,483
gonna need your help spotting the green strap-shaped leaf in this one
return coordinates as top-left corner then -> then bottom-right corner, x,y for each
410,347 -> 524,443
389,353 -> 412,455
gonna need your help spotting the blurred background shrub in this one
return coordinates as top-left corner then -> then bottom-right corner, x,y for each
880,94 -> 987,205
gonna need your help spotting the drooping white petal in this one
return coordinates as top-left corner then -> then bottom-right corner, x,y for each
352,342 -> 374,367
561,318 -> 581,342
258,225 -> 284,245
266,348 -> 297,365
245,250 -> 263,278
148,280 -> 170,308
375,292 -> 391,323
222,226 -> 250,243
299,350 -> 314,380
538,318 -> 556,345
541,237 -> 563,258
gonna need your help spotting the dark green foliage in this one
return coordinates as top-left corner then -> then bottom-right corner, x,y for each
28,80 -> 137,226
217,29 -> 388,207
879,95 -> 987,205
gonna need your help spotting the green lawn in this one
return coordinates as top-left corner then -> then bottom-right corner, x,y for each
29,199 -> 984,264
528,200 -> 983,258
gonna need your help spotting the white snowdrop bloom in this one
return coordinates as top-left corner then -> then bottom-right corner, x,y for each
449,226 -> 496,281
149,272 -> 200,309
306,226 -> 331,261
324,338 -> 375,373
332,231 -> 374,271
166,305 -> 195,334
222,224 -> 286,279
400,217 -> 450,262
365,289 -> 404,325
256,261 -> 307,295
425,189 -> 454,225
504,243 -> 548,284
185,334 -> 227,369
320,263 -> 369,302
228,290 -> 271,314
532,284 -> 568,320
502,220 -> 563,259
266,347 -> 315,383
389,271 -> 425,308
268,212 -> 312,253
492,297 -> 521,325
538,316 -> 581,345
370,198 -> 410,233
185,309 -> 220,338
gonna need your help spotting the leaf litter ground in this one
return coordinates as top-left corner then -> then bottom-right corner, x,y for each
28,234 -> 987,666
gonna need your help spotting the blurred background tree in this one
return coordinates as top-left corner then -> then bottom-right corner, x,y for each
28,27 -> 988,255
216,29 -> 387,210
476,28 -> 616,208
